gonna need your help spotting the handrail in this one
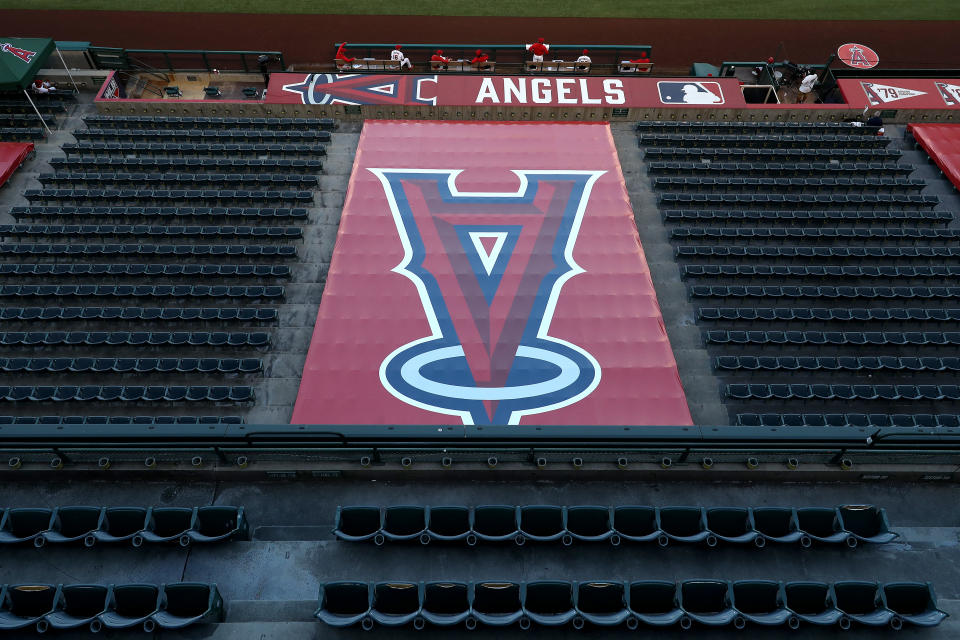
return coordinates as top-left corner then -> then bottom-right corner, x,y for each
0,424 -> 958,451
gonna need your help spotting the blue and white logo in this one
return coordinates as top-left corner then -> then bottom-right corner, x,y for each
369,169 -> 604,425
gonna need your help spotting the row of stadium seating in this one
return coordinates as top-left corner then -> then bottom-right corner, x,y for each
11,205 -> 309,220
718,355 -> 960,372
0,244 -> 297,257
0,224 -> 303,239
691,285 -> 960,300
0,264 -> 290,277
727,383 -> 960,401
684,265 -> 960,278
0,331 -> 269,346
334,505 -> 894,547
0,114 -> 55,127
645,147 -> 900,161
0,127 -> 43,141
0,506 -> 246,547
23,188 -> 314,203
654,176 -> 925,192
674,226 -> 956,240
699,306 -> 960,323
316,580 -> 944,630
62,142 -> 327,155
0,386 -> 254,402
0,357 -> 262,374
663,208 -> 952,223
0,415 -> 242,425
75,128 -> 331,142
0,307 -> 278,322
737,413 -> 960,428
659,193 -> 937,206
38,172 -> 318,187
0,99 -> 66,114
705,330 -> 960,346
50,155 -> 323,171
83,114 -> 335,129
0,284 -> 284,299
639,133 -> 889,149
0,582 -> 222,632
635,121 -> 876,133
648,160 -> 913,177
677,245 -> 960,259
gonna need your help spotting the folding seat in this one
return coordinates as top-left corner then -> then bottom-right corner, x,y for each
46,584 -> 110,631
881,583 -> 948,628
940,385 -> 960,400
0,507 -> 54,545
606,505 -> 659,543
575,581 -> 630,627
421,506 -> 470,543
918,385 -> 943,400
705,508 -> 756,545
0,584 -> 58,631
726,384 -> 750,400
680,580 -> 737,627
852,385 -> 879,401
737,414 -> 761,426
837,506 -> 897,545
833,582 -> 892,627
228,386 -> 253,401
610,581 -> 680,630
138,507 -> 196,546
31,386 -> 56,401
518,505 -> 565,543
784,582 -> 841,626
796,508 -> 849,545
43,506 -> 105,545
896,385 -> 922,400
419,582 -> 471,627
99,585 -> 160,630
658,506 -> 708,544
381,505 -> 427,543
733,581 -> 790,626
333,506 -> 382,542
472,505 -> 519,543
564,506 -> 612,543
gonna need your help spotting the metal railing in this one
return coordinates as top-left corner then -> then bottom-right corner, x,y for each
89,47 -> 285,73
1,424 -> 959,472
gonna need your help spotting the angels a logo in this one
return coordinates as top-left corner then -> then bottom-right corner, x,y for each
370,169 -> 603,425
1,43 -> 37,64
281,73 -> 437,106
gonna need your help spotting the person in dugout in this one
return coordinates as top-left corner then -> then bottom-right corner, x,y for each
431,49 -> 451,70
335,42 -> 355,66
529,37 -> 549,62
391,45 -> 412,69
576,49 -> 592,70
470,49 -> 490,70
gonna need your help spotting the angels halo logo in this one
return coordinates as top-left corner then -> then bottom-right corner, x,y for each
370,168 -> 604,426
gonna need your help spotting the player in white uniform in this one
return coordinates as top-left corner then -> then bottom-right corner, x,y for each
391,45 -> 412,70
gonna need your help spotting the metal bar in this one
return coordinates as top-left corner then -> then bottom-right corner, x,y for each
21,89 -> 52,136
55,47 -> 80,94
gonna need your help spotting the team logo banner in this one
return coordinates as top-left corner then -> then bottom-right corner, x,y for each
861,82 -> 927,105
280,73 -> 437,105
0,42 -> 37,64
291,122 -> 691,426
837,43 -> 879,69
657,81 -> 724,105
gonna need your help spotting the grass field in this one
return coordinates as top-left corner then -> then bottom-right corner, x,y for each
3,0 -> 959,19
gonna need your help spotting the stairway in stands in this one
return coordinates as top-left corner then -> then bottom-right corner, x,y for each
0,95 -> 360,424
627,120 -> 960,428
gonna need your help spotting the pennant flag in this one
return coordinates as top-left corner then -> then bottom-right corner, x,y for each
861,82 -> 927,105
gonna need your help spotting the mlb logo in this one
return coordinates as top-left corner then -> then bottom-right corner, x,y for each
657,81 -> 724,105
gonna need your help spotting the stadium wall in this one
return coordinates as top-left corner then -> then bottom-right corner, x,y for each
5,10 -> 960,75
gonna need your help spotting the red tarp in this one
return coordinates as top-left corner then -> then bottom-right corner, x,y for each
0,141 -> 32,188
291,121 -> 692,426
909,123 -> 960,191
268,73 -> 746,109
